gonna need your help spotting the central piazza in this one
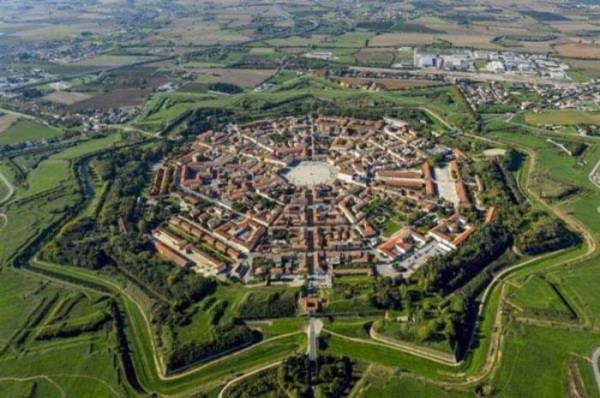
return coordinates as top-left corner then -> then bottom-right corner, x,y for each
149,115 -> 492,284
285,161 -> 338,187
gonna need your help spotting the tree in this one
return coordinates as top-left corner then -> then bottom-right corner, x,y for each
417,325 -> 433,342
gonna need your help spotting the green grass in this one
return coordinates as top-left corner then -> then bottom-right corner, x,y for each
322,332 -> 454,378
24,159 -> 70,198
324,318 -> 374,339
0,269 -> 50,341
0,334 -> 130,397
52,133 -> 123,160
0,268 -> 129,397
525,110 -> 600,126
172,285 -> 247,344
248,318 -> 306,339
325,275 -> 381,314
558,262 -> 600,328
353,365 -> 473,398
0,119 -> 63,146
0,132 -> 130,265
509,275 -> 571,314
567,69 -> 592,83
490,324 -> 600,397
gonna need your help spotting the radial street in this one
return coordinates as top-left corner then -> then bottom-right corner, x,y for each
307,317 -> 323,361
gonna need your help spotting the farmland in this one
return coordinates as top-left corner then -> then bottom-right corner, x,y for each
0,113 -> 17,133
334,77 -> 443,90
1,0 -> 600,396
555,43 -> 600,60
525,110 -> 600,126
1,88 -> 600,396
0,119 -> 63,145
188,68 -> 277,89
41,91 -> 92,105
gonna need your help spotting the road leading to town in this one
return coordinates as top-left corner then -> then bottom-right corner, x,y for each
593,347 -> 600,394
307,318 -> 323,361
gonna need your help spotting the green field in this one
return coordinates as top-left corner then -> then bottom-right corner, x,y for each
0,269 -> 129,397
352,365 -> 472,398
23,159 -> 71,197
509,275 -> 573,317
1,73 -> 600,397
0,119 -> 63,145
525,110 -> 600,126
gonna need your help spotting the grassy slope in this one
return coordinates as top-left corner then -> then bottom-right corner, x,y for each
525,110 -> 600,126
0,119 -> 63,146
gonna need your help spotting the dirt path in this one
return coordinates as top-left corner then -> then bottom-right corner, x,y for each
217,361 -> 281,398
0,171 -> 15,234
593,347 -> 600,394
589,160 -> 600,190
0,171 -> 15,205
0,376 -> 66,398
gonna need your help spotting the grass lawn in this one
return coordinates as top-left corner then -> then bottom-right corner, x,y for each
0,269 -> 51,341
557,261 -> 600,328
353,365 -> 472,398
0,119 -> 63,146
0,268 -> 128,397
24,159 -> 71,197
0,188 -> 78,264
52,133 -> 123,160
172,284 -> 248,344
525,110 -> 600,126
508,275 -> 572,315
490,324 -> 600,397
322,332 -> 454,378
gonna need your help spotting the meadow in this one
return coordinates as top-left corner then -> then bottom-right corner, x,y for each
0,269 -> 129,397
0,119 -> 63,146
525,110 -> 600,126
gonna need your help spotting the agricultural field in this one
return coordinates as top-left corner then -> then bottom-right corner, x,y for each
0,113 -> 17,133
566,59 -> 600,81
68,55 -> 157,68
335,77 -> 443,90
0,269 -> 130,397
156,19 -> 249,46
41,91 -> 92,105
266,31 -> 374,49
2,1 -> 600,396
190,68 -> 277,89
0,119 -> 63,146
554,42 -> 600,60
69,87 -> 158,110
525,110 -> 600,126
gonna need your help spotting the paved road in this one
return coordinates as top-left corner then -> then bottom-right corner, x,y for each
307,318 -> 323,361
593,347 -> 600,394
